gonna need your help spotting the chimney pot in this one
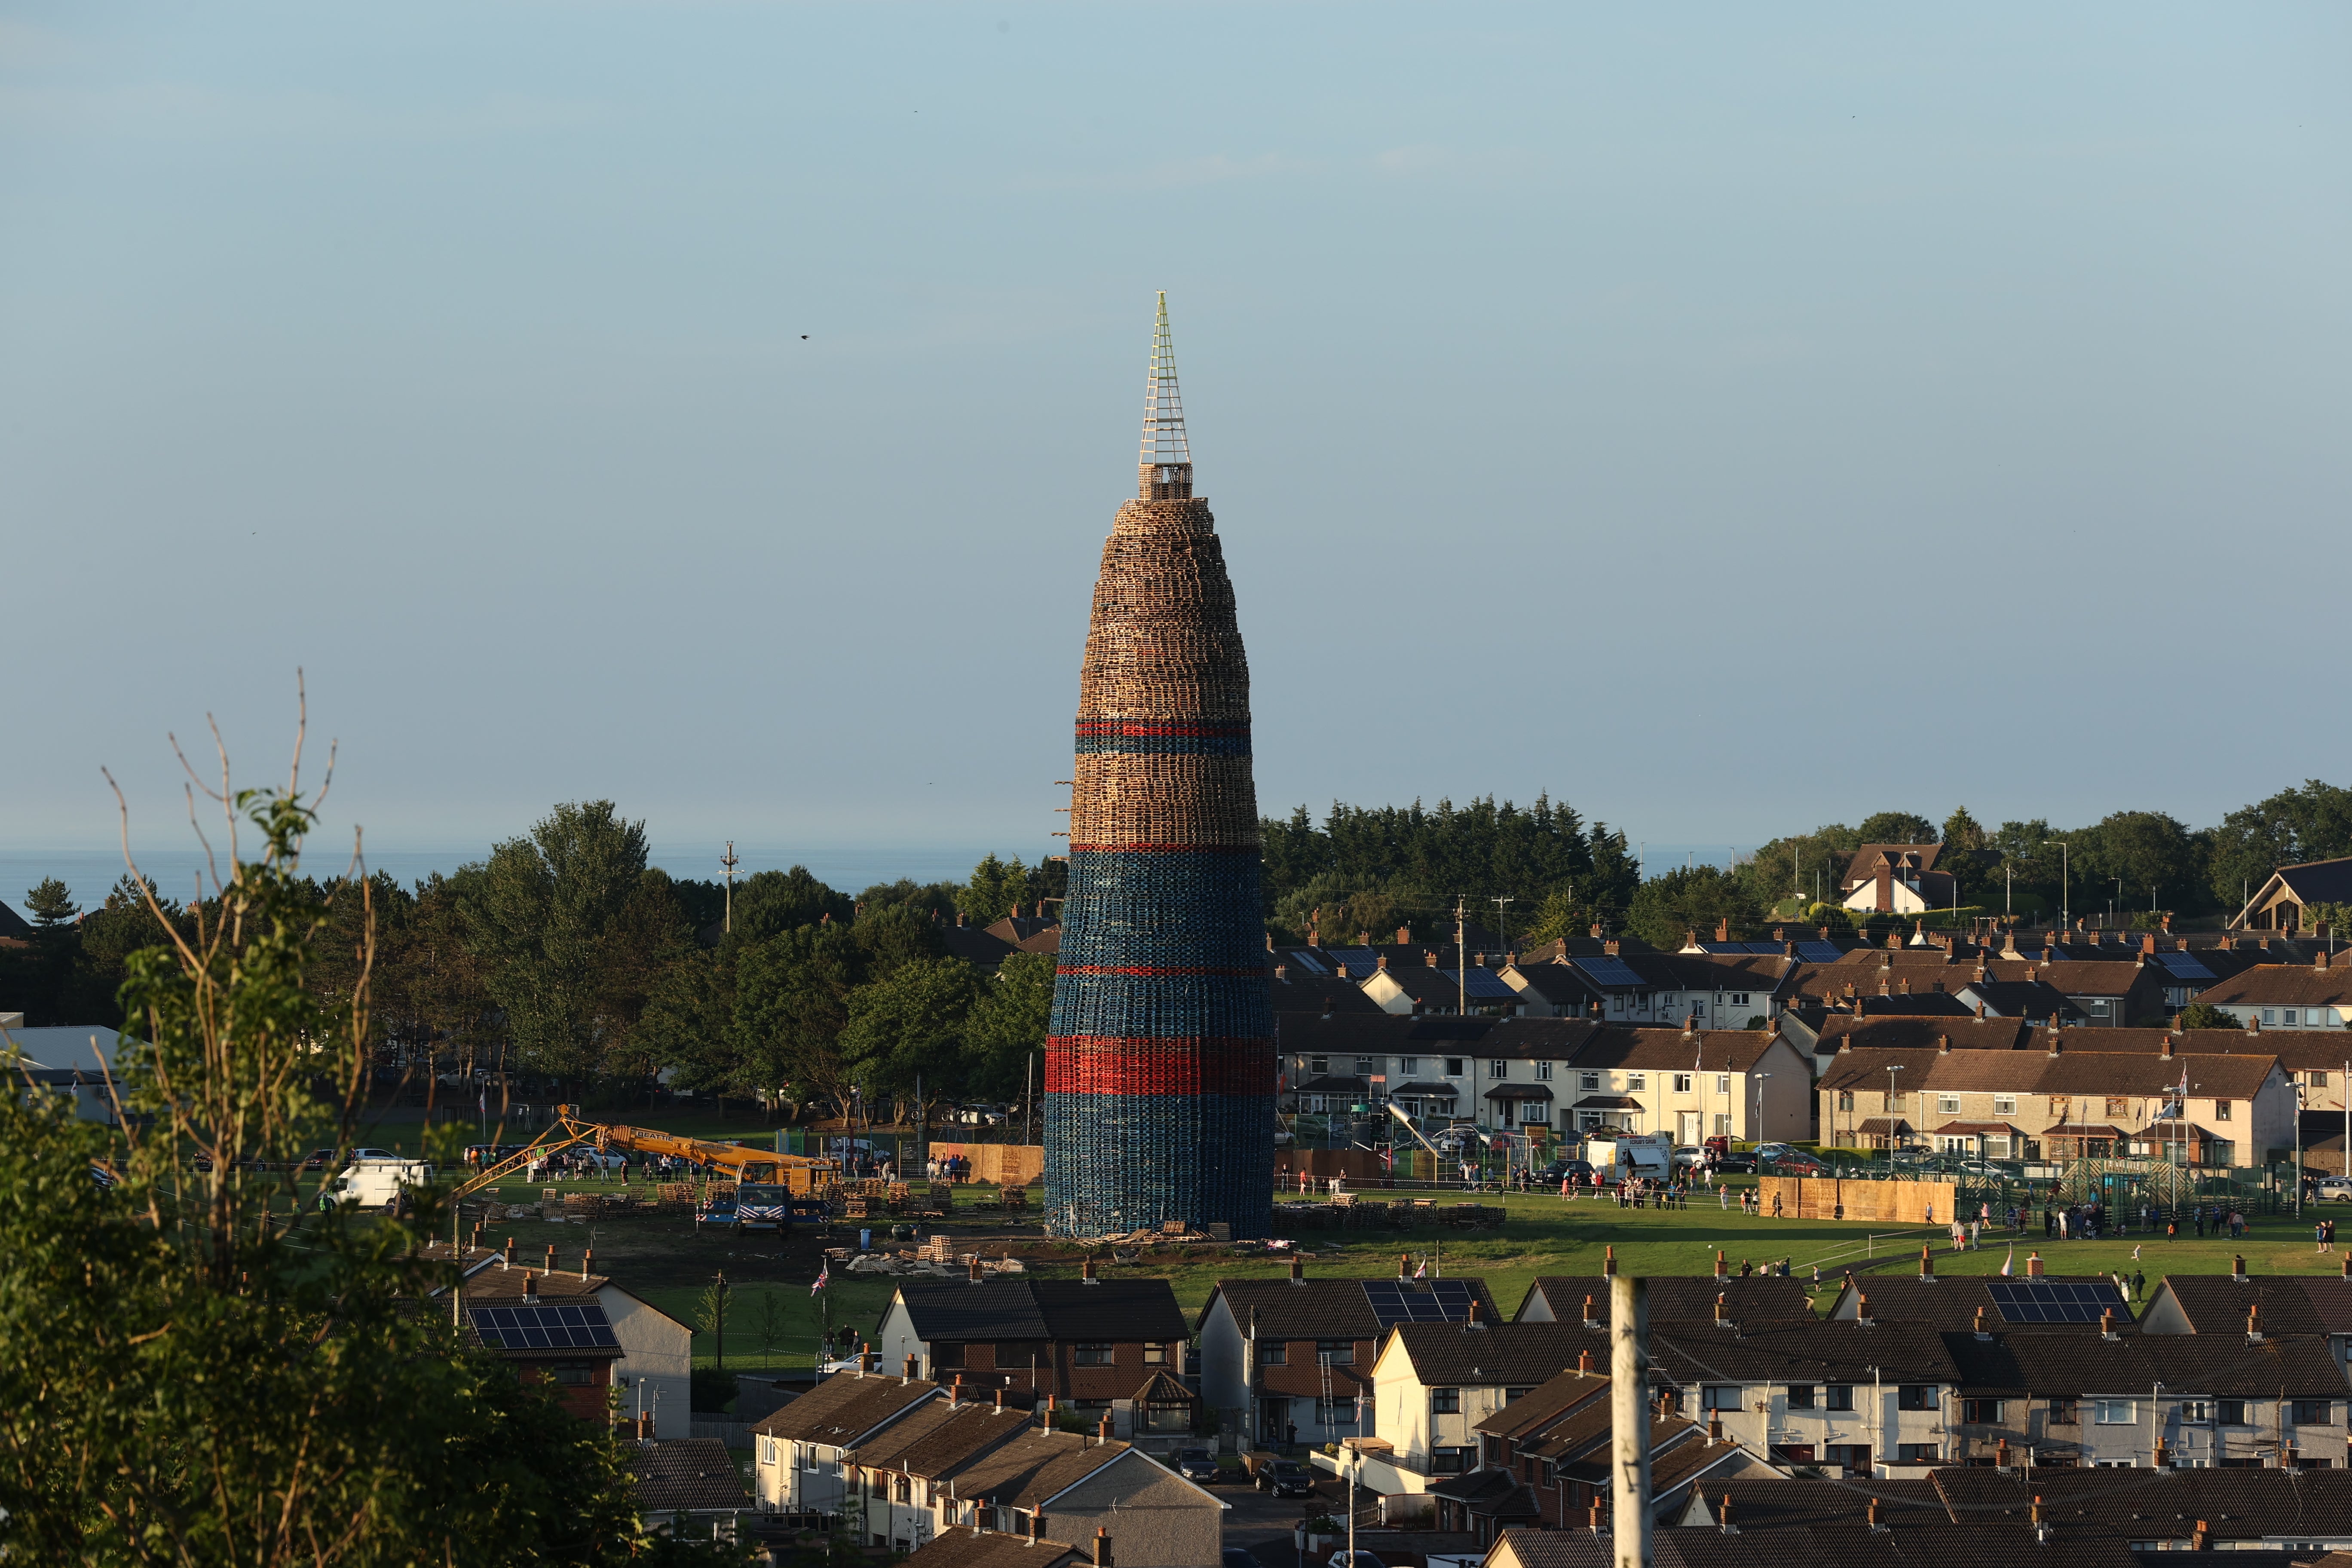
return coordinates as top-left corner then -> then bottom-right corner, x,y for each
1603,1245 -> 1617,1277
1289,1255 -> 1305,1283
582,1248 -> 593,1281
503,1236 -> 515,1268
905,1354 -> 919,1383
522,1270 -> 536,1301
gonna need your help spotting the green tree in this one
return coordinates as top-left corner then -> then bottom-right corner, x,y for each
730,922 -> 864,1119
965,950 -> 1055,1102
460,802 -> 690,1086
838,955 -> 978,1112
1625,866 -> 1763,952
1855,811 -> 1936,846
2177,1001 -> 2238,1031
1941,808 -> 1988,852
957,854 -> 1035,925
2070,811 -> 2206,916
2207,781 -> 2352,910
0,735 -> 693,1563
729,867 -> 851,943
23,876 -> 77,932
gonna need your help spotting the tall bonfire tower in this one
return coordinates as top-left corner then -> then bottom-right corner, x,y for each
1044,295 -> 1275,1239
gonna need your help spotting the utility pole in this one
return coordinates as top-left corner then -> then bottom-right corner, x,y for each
1492,895 -> 1515,957
1455,896 -> 1468,1020
1610,1274 -> 1652,1568
721,841 -> 741,936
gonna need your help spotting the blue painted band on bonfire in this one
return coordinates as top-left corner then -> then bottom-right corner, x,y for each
1043,1090 -> 1277,1238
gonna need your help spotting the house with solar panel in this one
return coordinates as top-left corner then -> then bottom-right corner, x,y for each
1357,957 -> 1529,1017
459,1274 -> 627,1421
432,1242 -> 695,1436
1501,946 -> 1806,1029
1194,1263 -> 1498,1448
2196,951 -> 2352,1032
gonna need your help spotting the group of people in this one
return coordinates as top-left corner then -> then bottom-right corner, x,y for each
924,1154 -> 971,1183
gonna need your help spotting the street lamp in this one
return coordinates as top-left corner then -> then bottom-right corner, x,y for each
2045,842 -> 2070,933
1885,1064 -> 1906,1170
1753,1073 -> 1773,1152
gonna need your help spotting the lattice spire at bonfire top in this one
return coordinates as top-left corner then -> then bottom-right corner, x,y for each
1137,291 -> 1193,499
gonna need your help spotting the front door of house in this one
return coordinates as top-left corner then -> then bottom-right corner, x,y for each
1678,1112 -> 1700,1145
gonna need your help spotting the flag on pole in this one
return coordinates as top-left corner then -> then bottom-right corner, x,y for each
811,1262 -> 830,1295
2000,1244 -> 2015,1278
1412,1258 -> 1427,1280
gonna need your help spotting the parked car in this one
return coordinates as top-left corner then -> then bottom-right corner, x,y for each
1671,1146 -> 1707,1169
1257,1460 -> 1316,1498
1713,1150 -> 1758,1173
1537,1158 -> 1595,1184
1327,1554 -> 1387,1568
1174,1448 -> 1220,1483
2318,1177 -> 2352,1203
1764,1152 -> 1828,1176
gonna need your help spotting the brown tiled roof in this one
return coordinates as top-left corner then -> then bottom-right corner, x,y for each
1813,1018 -> 2032,1056
846,1399 -> 1030,1477
2199,963 -> 2352,1008
751,1369 -> 941,1442
900,1528 -> 1083,1568
2149,1273 -> 2352,1337
1928,1461 -> 2352,1544
895,1280 -> 1188,1345
1518,1275 -> 1810,1324
940,1429 -> 1127,1508
1817,1044 -> 2280,1099
1472,1364 -> 1609,1440
1828,1274 -> 2134,1333
1841,843 -> 1948,888
627,1439 -> 749,1513
1564,1029 -> 1788,1073
1945,1327 -> 2343,1397
1388,1322 -> 1595,1386
1954,979 -> 2082,1020
1202,1274 -> 1500,1341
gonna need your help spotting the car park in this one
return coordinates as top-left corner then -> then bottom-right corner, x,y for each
1257,1460 -> 1315,1498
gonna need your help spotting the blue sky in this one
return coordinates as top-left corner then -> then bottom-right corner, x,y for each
5,3 -> 2347,884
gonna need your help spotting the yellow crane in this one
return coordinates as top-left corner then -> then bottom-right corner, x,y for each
451,1107 -> 839,1200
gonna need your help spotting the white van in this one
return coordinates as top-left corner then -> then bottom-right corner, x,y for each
1586,1134 -> 1674,1181
330,1158 -> 435,1213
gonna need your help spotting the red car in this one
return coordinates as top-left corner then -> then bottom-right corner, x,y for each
1765,1151 -> 1828,1176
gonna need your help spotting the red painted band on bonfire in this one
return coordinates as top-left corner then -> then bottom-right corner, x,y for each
1045,1036 -> 1278,1096
1075,722 -> 1250,737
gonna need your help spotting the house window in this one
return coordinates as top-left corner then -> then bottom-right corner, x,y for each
1354,1057 -> 1375,1076
2311,1070 -> 2330,1090
1580,1073 -> 1602,1092
1825,1386 -> 1854,1412
1316,1340 -> 1355,1366
1896,1386 -> 1939,1412
1074,1344 -> 1114,1366
1837,1091 -> 1854,1112
1445,1059 -> 1465,1077
1701,1386 -> 1743,1411
2263,1009 -> 2277,1024
1430,1387 -> 1460,1415
1938,1096 -> 1960,1115
932,1341 -> 965,1369
759,1437 -> 775,1463
1309,1057 -> 1328,1075
1142,1343 -> 1167,1364
2207,1140 -> 2235,1167
1786,1385 -> 1815,1410
545,1361 -> 598,1386
1536,1061 -> 1553,1081
1961,1398 -> 2005,1424
2048,1398 -> 2078,1426
1887,1093 -> 1907,1112
1730,992 -> 1750,1006
1400,1057 -> 1419,1076
1488,1060 -> 1508,1079
2105,1097 -> 2127,1118
894,1475 -> 912,1503
2090,999 -> 2110,1014
1429,1446 -> 1473,1474
1716,1075 -> 1731,1094
1713,1114 -> 1731,1136
1258,1343 -> 1286,1366
2177,1401 -> 2211,1424
1994,1095 -> 2016,1116
1611,994 -> 1626,1014
2095,1400 -> 2135,1425
2215,1100 -> 2232,1121
1896,1443 -> 1940,1464
2217,1400 -> 2248,1427
1675,1075 -> 1694,1093
2285,1010 -> 2300,1026
1626,1074 -> 1648,1092
2292,1400 -> 2335,1426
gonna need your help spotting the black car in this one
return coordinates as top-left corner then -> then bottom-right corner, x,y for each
1174,1447 -> 1219,1483
1257,1460 -> 1315,1498
1539,1158 -> 1595,1184
1713,1150 -> 1758,1173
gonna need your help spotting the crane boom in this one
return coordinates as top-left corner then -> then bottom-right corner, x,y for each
450,1111 -> 839,1200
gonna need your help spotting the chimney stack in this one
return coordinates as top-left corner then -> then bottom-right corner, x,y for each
581,1248 -> 593,1281
1098,1412 -> 1114,1447
1398,1253 -> 1411,1280
1603,1245 -> 1617,1277
1856,1291 -> 1872,1326
1092,1528 -> 1111,1568
2027,1252 -> 2045,1277
1289,1255 -> 1305,1284
905,1355 -> 919,1383
522,1270 -> 537,1302
503,1236 -> 515,1269
1919,1245 -> 1935,1280
545,1244 -> 556,1275
1715,1250 -> 1727,1278
1583,1294 -> 1600,1329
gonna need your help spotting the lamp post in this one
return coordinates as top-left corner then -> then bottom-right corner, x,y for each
2046,842 -> 2070,932
1885,1064 -> 1905,1171
1753,1073 -> 1773,1152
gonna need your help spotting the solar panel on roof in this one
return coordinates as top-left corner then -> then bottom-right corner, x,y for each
1795,943 -> 1845,963
1328,949 -> 1381,975
1287,950 -> 1329,975
1446,969 -> 1519,999
2156,952 -> 2215,981
468,1302 -> 620,1349
1574,956 -> 1647,988
1984,1279 -> 2122,1323
1361,1278 -> 1479,1329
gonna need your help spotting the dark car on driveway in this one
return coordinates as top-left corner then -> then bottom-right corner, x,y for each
1713,1150 -> 1758,1173
1174,1447 -> 1219,1483
1257,1460 -> 1315,1498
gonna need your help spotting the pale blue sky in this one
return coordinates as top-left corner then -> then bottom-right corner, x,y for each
5,3 -> 2348,885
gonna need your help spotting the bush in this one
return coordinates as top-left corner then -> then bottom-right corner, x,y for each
691,1366 -> 740,1413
